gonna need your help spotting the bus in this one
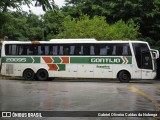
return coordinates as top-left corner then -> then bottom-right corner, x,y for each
0,39 -> 2,64
0,39 -> 159,82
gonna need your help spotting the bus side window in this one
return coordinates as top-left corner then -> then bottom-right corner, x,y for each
112,45 -> 116,55
8,45 -> 12,55
75,45 -> 83,55
38,46 -> 43,55
94,45 -> 100,55
116,45 -> 123,55
5,45 -> 9,55
107,44 -> 112,55
83,45 -> 90,55
59,46 -> 63,55
122,45 -> 128,55
78,45 -> 83,55
49,46 -> 53,55
70,46 -> 75,55
45,46 -> 49,55
53,46 -> 58,55
90,46 -> 95,55
21,45 -> 27,55
11,45 -> 17,55
64,45 -> 69,55
27,46 -> 33,55
100,45 -> 108,55
33,46 -> 38,55
5,44 -> 17,55
18,45 -> 23,55
42,46 -> 46,55
122,44 -> 131,56
79,46 -> 83,55
74,46 -> 79,55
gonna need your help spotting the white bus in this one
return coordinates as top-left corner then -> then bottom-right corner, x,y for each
0,39 -> 159,82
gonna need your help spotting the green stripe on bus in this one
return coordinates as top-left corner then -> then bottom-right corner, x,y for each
126,57 -> 132,64
52,57 -> 61,63
70,57 -> 90,63
2,56 -> 132,64
2,57 -> 40,63
33,57 -> 41,63
70,57 -> 132,64
58,64 -> 65,71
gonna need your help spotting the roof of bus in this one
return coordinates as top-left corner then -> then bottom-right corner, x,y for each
2,39 -> 148,44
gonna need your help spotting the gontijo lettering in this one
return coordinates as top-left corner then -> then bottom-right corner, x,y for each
91,58 -> 121,63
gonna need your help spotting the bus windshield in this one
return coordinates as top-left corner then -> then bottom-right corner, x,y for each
132,43 -> 153,70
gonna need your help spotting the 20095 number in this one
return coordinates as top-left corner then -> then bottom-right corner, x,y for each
6,58 -> 26,63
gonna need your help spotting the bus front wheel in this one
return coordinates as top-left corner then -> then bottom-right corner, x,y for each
118,71 -> 130,83
36,69 -> 48,81
23,69 -> 35,80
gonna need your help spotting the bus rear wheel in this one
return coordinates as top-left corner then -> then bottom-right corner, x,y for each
23,69 -> 35,80
36,69 -> 48,81
118,71 -> 130,83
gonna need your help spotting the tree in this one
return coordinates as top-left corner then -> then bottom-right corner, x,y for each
0,11 -> 44,41
56,15 -> 139,40
0,0 -> 57,40
0,8 -> 64,41
42,9 -> 65,40
0,0 -> 56,12
62,0 -> 160,48
62,0 -> 109,18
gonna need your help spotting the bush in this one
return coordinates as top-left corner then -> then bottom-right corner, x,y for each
56,15 -> 139,40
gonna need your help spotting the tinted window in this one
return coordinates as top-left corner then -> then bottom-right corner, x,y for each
132,43 -> 152,69
5,44 -> 18,55
89,43 -> 131,56
100,45 -> 108,55
0,48 -> 1,57
5,43 -> 131,56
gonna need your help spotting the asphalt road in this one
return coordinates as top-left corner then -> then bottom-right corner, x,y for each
0,78 -> 160,120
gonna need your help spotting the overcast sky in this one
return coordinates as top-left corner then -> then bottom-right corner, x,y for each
22,0 -> 65,15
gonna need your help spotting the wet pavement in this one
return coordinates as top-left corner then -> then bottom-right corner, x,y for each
0,78 -> 160,120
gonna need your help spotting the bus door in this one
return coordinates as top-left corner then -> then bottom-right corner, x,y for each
141,51 -> 153,79
133,43 -> 154,79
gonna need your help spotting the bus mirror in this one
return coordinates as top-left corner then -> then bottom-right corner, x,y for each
151,49 -> 159,59
152,51 -> 159,59
152,52 -> 157,59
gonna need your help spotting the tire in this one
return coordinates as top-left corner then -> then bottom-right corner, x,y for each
118,71 -> 130,83
23,69 -> 35,80
36,69 -> 48,81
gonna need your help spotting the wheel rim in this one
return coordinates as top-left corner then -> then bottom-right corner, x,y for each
36,69 -> 48,81
118,71 -> 130,83
26,72 -> 32,78
40,72 -> 46,78
24,70 -> 34,80
122,74 -> 128,80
